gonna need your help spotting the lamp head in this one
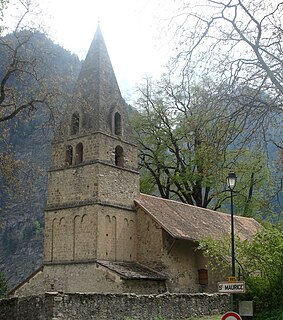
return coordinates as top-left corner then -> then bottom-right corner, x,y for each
227,172 -> 237,190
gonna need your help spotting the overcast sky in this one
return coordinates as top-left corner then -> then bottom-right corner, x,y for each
4,0 -> 174,102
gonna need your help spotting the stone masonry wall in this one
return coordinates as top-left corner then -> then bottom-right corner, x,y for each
0,292 -> 230,320
136,208 -> 227,294
50,133 -> 138,171
44,205 -> 137,263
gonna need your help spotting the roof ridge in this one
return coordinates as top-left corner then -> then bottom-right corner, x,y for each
138,193 -> 258,221
138,193 -> 229,216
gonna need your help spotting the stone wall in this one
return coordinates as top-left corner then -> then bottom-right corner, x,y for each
14,262 -> 166,297
50,133 -> 138,172
44,205 -> 137,263
0,292 -> 229,320
136,208 -> 225,293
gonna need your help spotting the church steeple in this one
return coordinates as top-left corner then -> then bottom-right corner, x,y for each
56,25 -> 134,143
45,26 -> 139,265
75,25 -> 122,105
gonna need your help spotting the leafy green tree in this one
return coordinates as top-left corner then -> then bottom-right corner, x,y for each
132,75 -> 276,216
0,271 -> 8,298
198,224 -> 283,314
153,0 -> 283,213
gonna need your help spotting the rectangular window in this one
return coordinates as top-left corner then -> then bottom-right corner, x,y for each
198,269 -> 208,285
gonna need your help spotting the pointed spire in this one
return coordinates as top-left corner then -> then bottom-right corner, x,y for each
76,25 -> 121,99
58,26 -> 134,142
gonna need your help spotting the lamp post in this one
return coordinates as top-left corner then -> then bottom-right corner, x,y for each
227,172 -> 237,277
226,172 -> 237,311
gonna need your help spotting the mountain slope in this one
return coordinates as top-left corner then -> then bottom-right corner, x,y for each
0,31 -> 81,289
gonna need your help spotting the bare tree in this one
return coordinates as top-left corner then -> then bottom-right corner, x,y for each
168,0 -> 283,106
0,0 -> 80,206
164,0 -> 283,152
0,0 -> 60,123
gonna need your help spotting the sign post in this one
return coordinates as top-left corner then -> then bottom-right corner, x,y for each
221,311 -> 242,320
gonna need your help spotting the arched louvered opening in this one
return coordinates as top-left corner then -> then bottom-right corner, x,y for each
71,112 -> 80,135
75,143 -> 83,164
114,112 -> 122,135
115,145 -> 124,167
65,145 -> 73,165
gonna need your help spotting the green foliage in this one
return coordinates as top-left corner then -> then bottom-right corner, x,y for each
0,271 -> 8,298
133,76 -> 276,216
198,224 -> 283,314
188,316 -> 220,320
23,220 -> 43,240
198,234 -> 231,273
242,225 -> 283,280
123,316 -> 221,320
240,224 -> 283,313
254,307 -> 283,320
33,220 -> 43,234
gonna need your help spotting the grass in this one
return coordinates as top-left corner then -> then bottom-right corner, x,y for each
124,307 -> 283,320
124,316 -> 222,320
188,316 -> 221,320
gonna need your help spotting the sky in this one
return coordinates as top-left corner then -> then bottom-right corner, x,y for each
4,0 -> 174,102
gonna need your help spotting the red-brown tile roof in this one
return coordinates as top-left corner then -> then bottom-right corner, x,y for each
135,194 -> 262,241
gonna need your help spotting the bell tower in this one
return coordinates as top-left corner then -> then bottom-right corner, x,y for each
44,26 -> 139,265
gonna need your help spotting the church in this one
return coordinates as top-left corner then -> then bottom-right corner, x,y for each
11,26 -> 261,297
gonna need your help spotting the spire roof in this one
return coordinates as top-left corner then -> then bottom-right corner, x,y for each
74,25 -> 122,103
57,25 -> 134,142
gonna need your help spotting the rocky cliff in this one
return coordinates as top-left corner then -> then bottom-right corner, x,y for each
0,31 -> 81,290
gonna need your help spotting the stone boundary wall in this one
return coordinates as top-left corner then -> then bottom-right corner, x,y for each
0,292 -> 229,320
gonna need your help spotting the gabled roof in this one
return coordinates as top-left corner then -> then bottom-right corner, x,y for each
135,194 -> 261,241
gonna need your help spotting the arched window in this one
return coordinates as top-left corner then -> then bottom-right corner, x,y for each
114,112 -> 122,135
75,143 -> 83,164
115,145 -> 124,167
66,145 -> 73,165
71,112 -> 80,135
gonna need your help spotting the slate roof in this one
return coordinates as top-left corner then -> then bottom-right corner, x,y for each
135,193 -> 262,241
97,260 -> 166,280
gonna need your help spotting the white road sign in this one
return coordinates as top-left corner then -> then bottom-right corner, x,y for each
218,281 -> 245,293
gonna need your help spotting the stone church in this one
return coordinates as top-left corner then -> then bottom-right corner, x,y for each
11,26 -> 261,297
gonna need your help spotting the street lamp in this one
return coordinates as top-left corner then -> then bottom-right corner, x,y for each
227,172 -> 237,277
227,172 -> 237,311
